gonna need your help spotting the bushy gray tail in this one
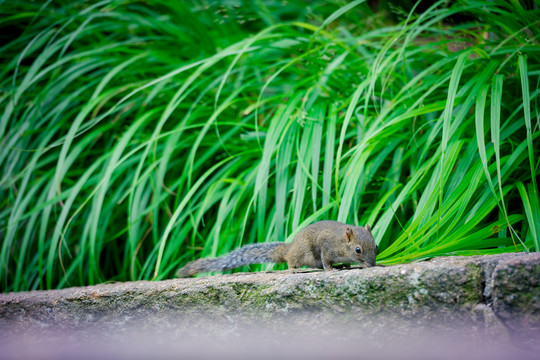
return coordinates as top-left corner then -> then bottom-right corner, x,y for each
176,242 -> 289,277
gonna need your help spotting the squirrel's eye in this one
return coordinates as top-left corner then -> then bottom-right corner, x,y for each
355,247 -> 362,254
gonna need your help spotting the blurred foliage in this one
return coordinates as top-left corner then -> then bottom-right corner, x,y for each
0,0 -> 539,292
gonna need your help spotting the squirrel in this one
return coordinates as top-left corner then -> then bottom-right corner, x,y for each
176,220 -> 377,277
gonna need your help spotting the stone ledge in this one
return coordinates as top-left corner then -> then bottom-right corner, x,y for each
1,253 -> 539,351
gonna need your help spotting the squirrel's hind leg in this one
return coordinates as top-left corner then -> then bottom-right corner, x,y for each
285,262 -> 303,274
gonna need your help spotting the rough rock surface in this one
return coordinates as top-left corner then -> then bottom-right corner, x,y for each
1,253 -> 539,357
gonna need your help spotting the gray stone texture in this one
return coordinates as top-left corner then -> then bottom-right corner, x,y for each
1,253 -> 539,357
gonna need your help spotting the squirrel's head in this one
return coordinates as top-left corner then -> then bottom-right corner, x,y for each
345,224 -> 377,267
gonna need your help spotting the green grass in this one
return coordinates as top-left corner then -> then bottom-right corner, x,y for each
1,0 -> 539,292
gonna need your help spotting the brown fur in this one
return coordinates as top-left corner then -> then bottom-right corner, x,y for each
176,220 -> 377,277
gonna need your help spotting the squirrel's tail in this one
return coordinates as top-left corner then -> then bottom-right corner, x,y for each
176,242 -> 290,277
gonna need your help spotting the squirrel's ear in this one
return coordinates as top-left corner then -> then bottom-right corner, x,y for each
345,226 -> 353,242
365,224 -> 371,233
